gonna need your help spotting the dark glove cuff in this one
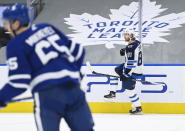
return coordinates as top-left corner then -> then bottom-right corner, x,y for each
120,48 -> 125,56
119,75 -> 127,81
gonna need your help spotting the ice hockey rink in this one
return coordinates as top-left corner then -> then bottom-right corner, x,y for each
0,113 -> 185,131
1,0 -> 185,131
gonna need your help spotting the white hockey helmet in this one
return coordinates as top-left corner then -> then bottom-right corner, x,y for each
124,28 -> 135,35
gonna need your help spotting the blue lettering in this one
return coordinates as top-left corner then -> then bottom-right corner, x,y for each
134,21 -> 139,26
141,74 -> 167,93
142,28 -> 150,32
99,33 -> 109,38
141,33 -> 148,38
86,75 -> 109,92
106,28 -> 116,32
86,74 -> 167,94
142,21 -> 148,26
148,21 -> 159,26
83,24 -> 93,29
93,28 -> 105,32
87,33 -> 95,38
97,22 -> 106,27
122,21 -> 133,26
155,23 -> 169,28
133,21 -> 148,26
119,28 -> 126,32
111,33 -> 121,38
110,21 -> 120,26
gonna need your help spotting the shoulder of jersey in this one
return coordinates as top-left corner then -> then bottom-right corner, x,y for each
131,40 -> 140,46
8,23 -> 56,50
134,40 -> 141,45
34,23 -> 54,29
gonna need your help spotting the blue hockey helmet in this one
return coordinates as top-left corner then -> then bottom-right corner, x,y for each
2,3 -> 30,26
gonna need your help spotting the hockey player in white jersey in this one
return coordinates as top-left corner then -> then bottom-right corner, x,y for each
104,29 -> 143,114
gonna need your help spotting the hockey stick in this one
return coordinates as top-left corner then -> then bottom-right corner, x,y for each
86,61 -> 165,85
8,97 -> 33,104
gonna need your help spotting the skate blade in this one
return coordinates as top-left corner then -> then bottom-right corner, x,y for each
103,97 -> 116,103
130,112 -> 144,115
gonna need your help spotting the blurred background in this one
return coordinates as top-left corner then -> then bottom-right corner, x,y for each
0,0 -> 185,64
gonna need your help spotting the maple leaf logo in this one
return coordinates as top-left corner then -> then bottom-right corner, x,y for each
64,0 -> 185,48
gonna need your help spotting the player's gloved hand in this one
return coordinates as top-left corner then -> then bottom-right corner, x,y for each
120,48 -> 125,56
130,74 -> 143,80
0,100 -> 7,109
119,74 -> 130,81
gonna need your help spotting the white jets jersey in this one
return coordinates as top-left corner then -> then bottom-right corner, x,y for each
124,40 -> 143,75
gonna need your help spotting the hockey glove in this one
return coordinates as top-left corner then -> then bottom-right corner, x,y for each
0,27 -> 11,48
120,74 -> 130,81
131,74 -> 143,80
120,48 -> 125,56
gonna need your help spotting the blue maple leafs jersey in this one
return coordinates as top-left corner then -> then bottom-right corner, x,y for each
124,40 -> 143,75
0,23 -> 85,102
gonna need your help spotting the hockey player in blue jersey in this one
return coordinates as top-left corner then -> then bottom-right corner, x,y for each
0,3 -> 94,131
104,29 -> 143,114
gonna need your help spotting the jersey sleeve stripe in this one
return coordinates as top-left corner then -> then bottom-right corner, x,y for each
70,42 -> 84,61
9,82 -> 30,89
127,60 -> 137,63
69,41 -> 76,53
9,74 -> 31,80
75,45 -> 84,61
126,66 -> 136,69
30,69 -> 80,89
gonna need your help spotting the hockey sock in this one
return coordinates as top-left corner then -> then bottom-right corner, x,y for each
125,89 -> 141,108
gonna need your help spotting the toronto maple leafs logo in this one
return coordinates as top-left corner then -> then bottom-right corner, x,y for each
64,0 -> 185,48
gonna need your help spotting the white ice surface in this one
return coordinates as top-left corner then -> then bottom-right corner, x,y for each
0,113 -> 185,131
